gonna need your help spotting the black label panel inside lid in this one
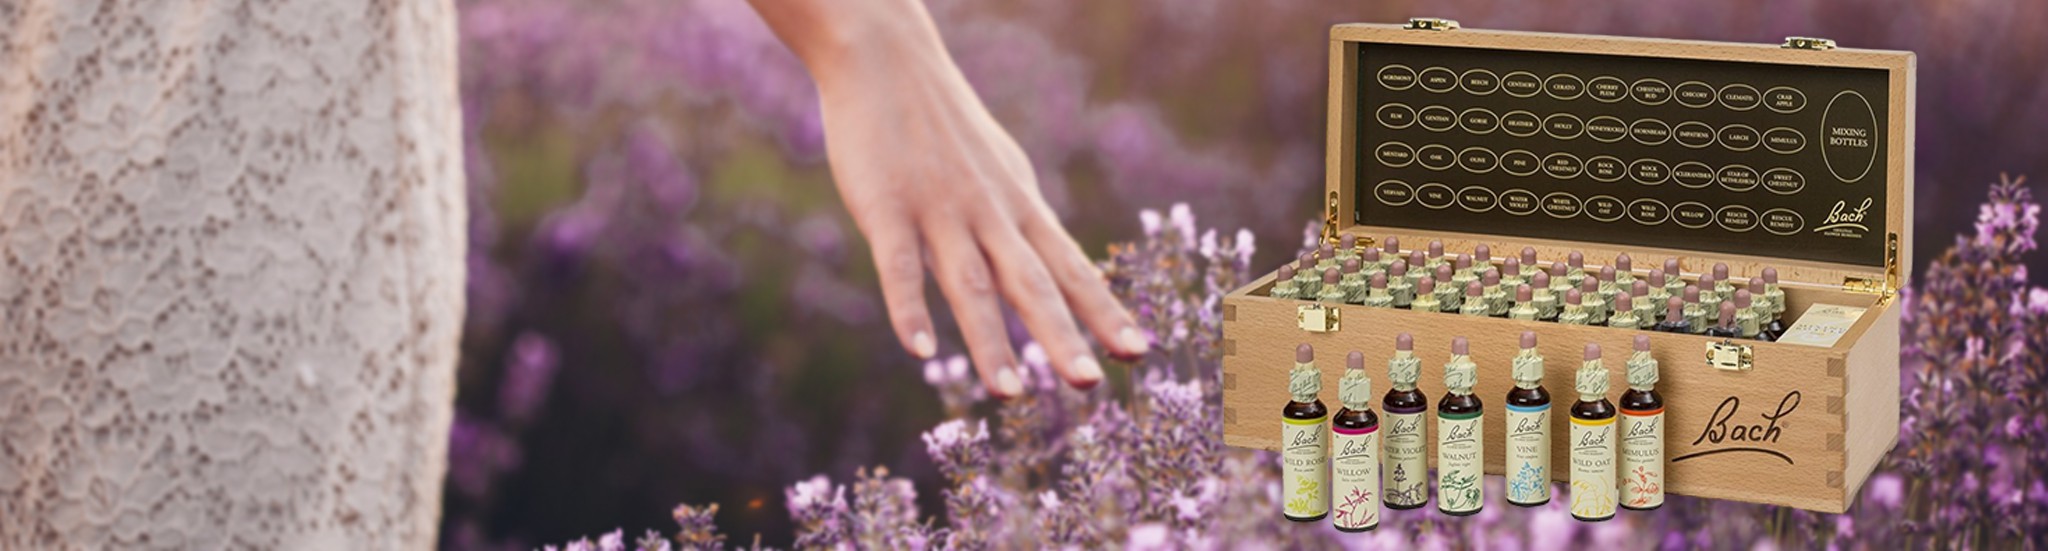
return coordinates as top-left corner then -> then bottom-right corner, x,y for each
1354,43 -> 1889,267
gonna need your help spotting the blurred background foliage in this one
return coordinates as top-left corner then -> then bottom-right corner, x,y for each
444,0 -> 2048,547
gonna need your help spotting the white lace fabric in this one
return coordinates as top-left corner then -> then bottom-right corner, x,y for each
0,1 -> 465,548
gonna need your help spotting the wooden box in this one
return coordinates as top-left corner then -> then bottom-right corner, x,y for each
1219,21 -> 1912,513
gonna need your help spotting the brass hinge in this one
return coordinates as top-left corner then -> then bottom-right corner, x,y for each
1841,232 -> 1900,302
1323,191 -> 1341,244
1297,303 -> 1340,333
1405,18 -> 1460,32
1782,36 -> 1837,50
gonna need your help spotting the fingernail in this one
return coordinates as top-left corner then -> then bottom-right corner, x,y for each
1117,327 -> 1150,356
1072,355 -> 1103,385
993,367 -> 1024,398
911,331 -> 937,359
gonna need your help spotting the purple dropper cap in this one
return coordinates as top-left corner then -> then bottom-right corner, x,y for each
1616,254 -> 1633,273
1456,253 -> 1472,271
1298,252 -> 1315,270
1615,289 -> 1632,306
1665,258 -> 1682,276
1748,277 -> 1766,295
1278,264 -> 1296,280
1452,337 -> 1470,355
1763,267 -> 1779,285
1505,257 -> 1522,275
1734,289 -> 1752,308
1585,343 -> 1602,360
1521,331 -> 1538,349
1340,233 -> 1356,250
1521,247 -> 1538,267
1582,277 -> 1599,294
1364,248 -> 1381,263
1409,251 -> 1427,270
1713,262 -> 1730,282
1476,245 -> 1492,264
1569,251 -> 1585,269
1319,243 -> 1335,260
1649,268 -> 1666,287
1517,284 -> 1533,302
1385,236 -> 1401,256
1436,264 -> 1454,282
1371,272 -> 1388,289
1533,270 -> 1551,287
1633,280 -> 1649,297
1396,333 -> 1414,351
1466,280 -> 1484,298
1390,259 -> 1408,277
1665,297 -> 1685,322
1549,261 -> 1568,278
1483,269 -> 1501,287
1698,272 -> 1716,290
1323,268 -> 1342,285
1429,240 -> 1445,258
1684,285 -> 1700,302
1297,343 -> 1314,362
1600,265 -> 1616,283
1719,301 -> 1737,326
1635,335 -> 1652,352
1567,288 -> 1584,305
1344,258 -> 1362,274
1348,350 -> 1366,370
1418,276 -> 1436,295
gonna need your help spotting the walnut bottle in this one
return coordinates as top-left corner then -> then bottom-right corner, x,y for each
1620,335 -> 1666,511
1331,351 -> 1382,532
1381,334 -> 1429,510
1569,343 -> 1618,522
1504,332 -> 1552,507
1437,337 -> 1485,516
1282,344 -> 1330,522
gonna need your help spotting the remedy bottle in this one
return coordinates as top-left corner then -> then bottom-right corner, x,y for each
1560,289 -> 1591,326
1532,271 -> 1559,322
1426,240 -> 1448,273
1484,270 -> 1509,317
1613,254 -> 1637,288
1646,268 -> 1672,309
1653,297 -> 1692,334
1459,281 -> 1490,318
1596,266 -> 1619,311
1509,285 -> 1540,321
1381,236 -> 1402,266
1547,262 -> 1574,311
1282,344 -> 1330,522
1501,257 -> 1526,293
1338,259 -> 1367,304
1569,343 -> 1618,522
1405,251 -> 1429,294
1519,247 -> 1541,280
1473,244 -> 1496,277
1336,234 -> 1361,267
1410,277 -> 1443,314
1761,267 -> 1788,337
1362,273 -> 1395,309
1505,331 -> 1553,507
1292,253 -> 1322,296
1696,273 -> 1722,320
1387,260 -> 1415,309
1620,336 -> 1665,511
1632,281 -> 1656,325
1270,264 -> 1301,300
1606,289 -> 1641,330
1748,278 -> 1780,341
1438,264 -> 1465,311
1316,243 -> 1340,274
1331,351 -> 1382,532
1733,290 -> 1761,339
1381,334 -> 1429,510
1566,251 -> 1588,287
1682,285 -> 1707,333
1437,337 -> 1485,516
1711,263 -> 1735,297
1360,248 -> 1386,283
1662,258 -> 1686,300
1317,268 -> 1347,304
1581,278 -> 1609,326
1704,301 -> 1740,338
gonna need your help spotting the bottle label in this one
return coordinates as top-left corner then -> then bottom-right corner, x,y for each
1437,412 -> 1484,513
1332,425 -> 1381,530
1621,409 -> 1665,509
1569,415 -> 1618,519
1382,410 -> 1428,507
1282,416 -> 1329,519
1505,403 -> 1551,504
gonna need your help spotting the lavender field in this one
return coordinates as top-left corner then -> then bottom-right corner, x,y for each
445,1 -> 2048,548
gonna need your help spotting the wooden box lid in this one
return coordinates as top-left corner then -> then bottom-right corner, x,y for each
1324,21 -> 1913,292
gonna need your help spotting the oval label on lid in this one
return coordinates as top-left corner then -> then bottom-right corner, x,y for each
1542,152 -> 1584,179
1501,71 -> 1543,97
1416,183 -> 1457,209
1672,161 -> 1716,188
1629,158 -> 1670,186
1586,156 -> 1627,182
1718,83 -> 1762,110
1541,192 -> 1583,219
1419,67 -> 1458,92
1460,69 -> 1501,95
1821,90 -> 1879,183
1544,73 -> 1586,100
1375,141 -> 1416,168
1543,113 -> 1585,140
1674,81 -> 1716,108
1500,150 -> 1541,176
1717,164 -> 1760,192
1378,65 -> 1418,90
1457,186 -> 1499,213
1588,76 -> 1628,102
1418,105 -> 1458,131
1374,180 -> 1416,207
1765,86 -> 1807,113
1673,121 -> 1716,149
1459,147 -> 1500,173
1762,208 -> 1805,235
1459,108 -> 1500,134
1499,189 -> 1540,215
1763,127 -> 1806,154
1417,144 -> 1457,170
1762,168 -> 1805,195
1716,205 -> 1759,232
1629,118 -> 1672,146
1717,124 -> 1760,151
1585,195 -> 1626,222
1628,198 -> 1670,225
1672,201 -> 1715,228
1376,103 -> 1417,129
1630,78 -> 1672,105
1501,110 -> 1542,137
1585,116 -> 1629,142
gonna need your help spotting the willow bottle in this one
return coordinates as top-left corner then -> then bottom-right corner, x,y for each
1505,332 -> 1552,507
1362,273 -> 1395,309
1292,252 -> 1322,296
1569,343 -> 1618,522
1508,285 -> 1540,321
1387,260 -> 1415,309
1437,337 -> 1485,516
1532,271 -> 1559,322
1331,351 -> 1382,532
1381,334 -> 1429,510
1761,267 -> 1788,337
1282,344 -> 1330,522
1317,268 -> 1347,304
1606,289 -> 1641,330
1620,336 -> 1665,511
1270,264 -> 1301,300
1459,280 -> 1490,318
1653,297 -> 1691,334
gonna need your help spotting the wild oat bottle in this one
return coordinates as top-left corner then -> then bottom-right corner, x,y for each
1381,334 -> 1430,510
1504,332 -> 1552,507
1281,344 -> 1330,522
1331,351 -> 1382,532
1437,337 -> 1485,516
1569,343 -> 1618,522
1620,335 -> 1666,511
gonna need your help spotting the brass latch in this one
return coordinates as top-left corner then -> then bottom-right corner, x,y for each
1298,303 -> 1340,333
1707,340 -> 1754,372
1405,18 -> 1460,31
1782,37 -> 1837,50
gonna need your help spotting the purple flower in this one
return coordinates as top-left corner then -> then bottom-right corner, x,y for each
498,332 -> 560,423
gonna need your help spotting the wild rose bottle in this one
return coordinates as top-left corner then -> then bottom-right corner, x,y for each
1532,270 -> 1560,322
1704,301 -> 1740,338
1381,334 -> 1429,510
1570,344 -> 1618,522
1483,270 -> 1509,317
1733,290 -> 1762,339
1410,276 -> 1443,314
1387,260 -> 1415,309
1317,269 -> 1348,304
1331,351 -> 1382,532
1653,297 -> 1692,334
1620,335 -> 1665,511
1560,289 -> 1591,326
1292,253 -> 1322,296
1509,285 -> 1540,321
1433,265 -> 1462,312
1761,267 -> 1788,337
1338,259 -> 1367,304
1282,344 -> 1330,522
1505,332 -> 1552,507
1631,281 -> 1655,325
1459,280 -> 1489,318
1437,337 -> 1485,516
1270,264 -> 1301,300
1363,273 -> 1395,309
1581,278 -> 1609,326
1607,289 -> 1641,330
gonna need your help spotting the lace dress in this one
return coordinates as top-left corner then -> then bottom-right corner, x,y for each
0,1 -> 464,548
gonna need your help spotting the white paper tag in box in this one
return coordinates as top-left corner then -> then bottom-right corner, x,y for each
1776,303 -> 1872,347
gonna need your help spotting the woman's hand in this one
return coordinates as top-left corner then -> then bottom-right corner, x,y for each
748,0 -> 1147,398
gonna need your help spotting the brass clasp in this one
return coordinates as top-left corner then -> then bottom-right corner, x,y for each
1707,340 -> 1754,372
1298,303 -> 1340,333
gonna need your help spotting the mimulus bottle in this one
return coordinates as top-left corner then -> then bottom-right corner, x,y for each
1620,335 -> 1666,511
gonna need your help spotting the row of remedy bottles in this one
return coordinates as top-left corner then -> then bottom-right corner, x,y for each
1281,333 -> 1666,529
1269,235 -> 1787,341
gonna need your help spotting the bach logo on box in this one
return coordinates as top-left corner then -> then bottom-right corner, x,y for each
1673,391 -> 1801,465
